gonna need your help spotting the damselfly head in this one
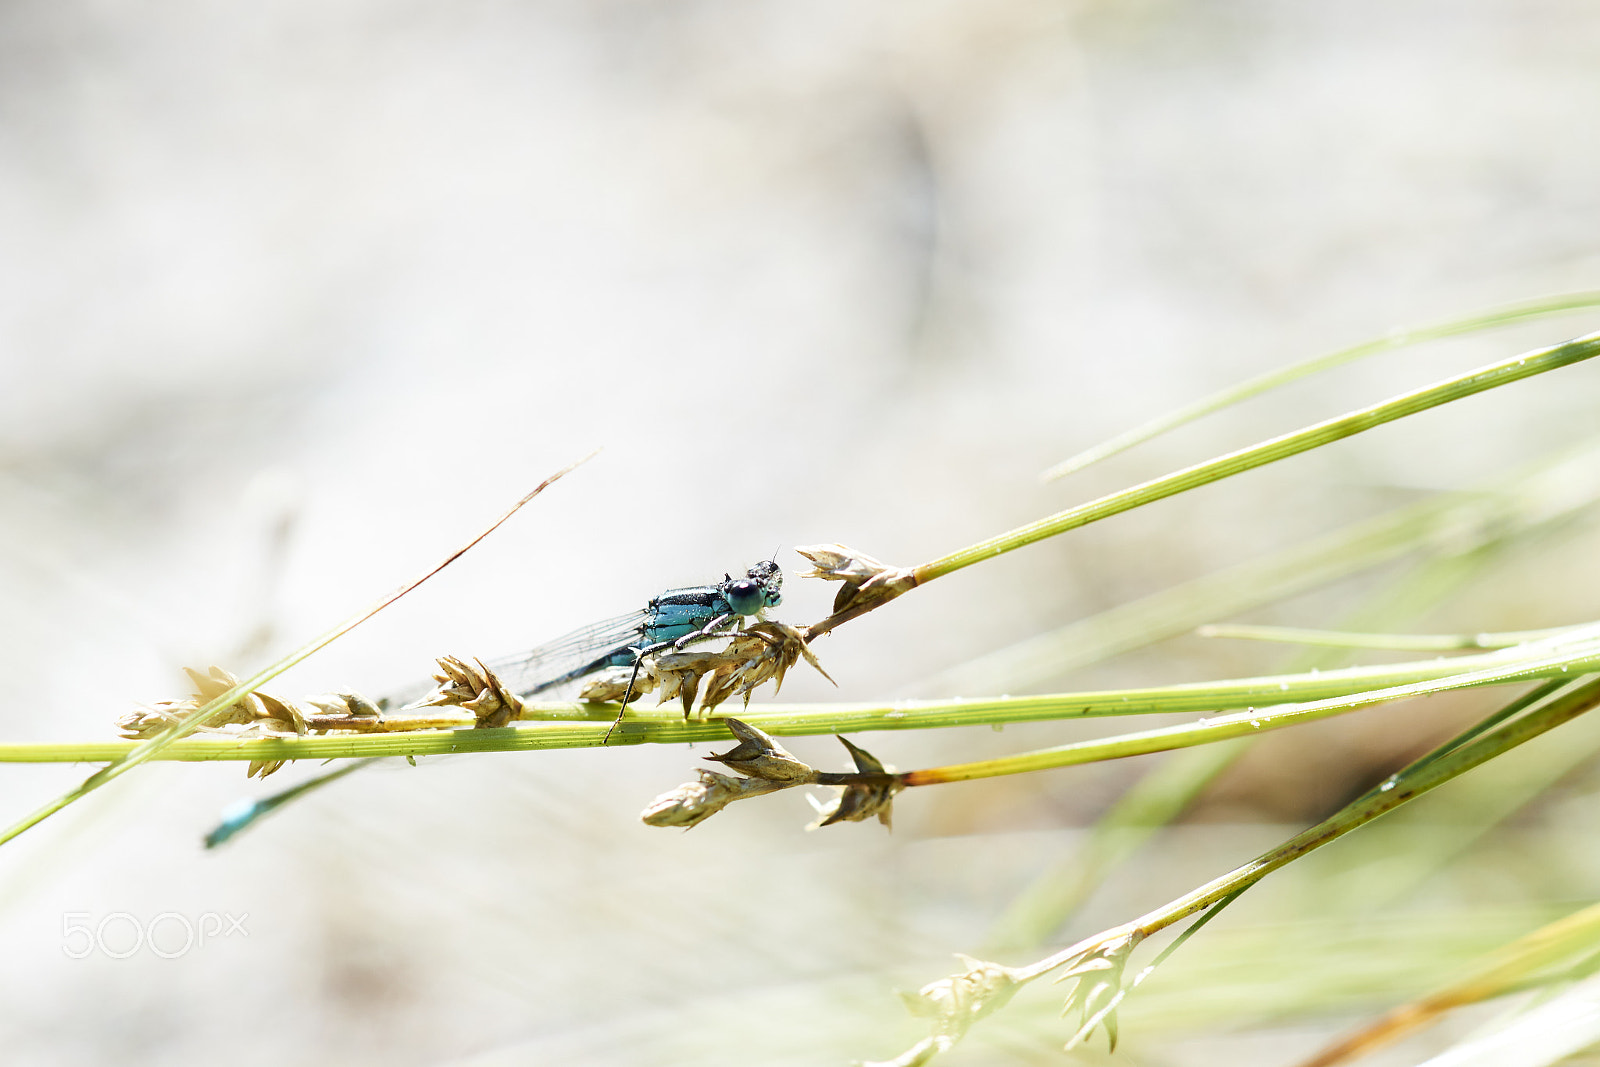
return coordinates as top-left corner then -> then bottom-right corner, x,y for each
727,559 -> 783,614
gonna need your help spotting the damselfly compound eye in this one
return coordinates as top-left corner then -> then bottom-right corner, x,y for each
725,580 -> 764,616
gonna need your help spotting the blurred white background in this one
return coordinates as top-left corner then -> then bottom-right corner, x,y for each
3,2 -> 1600,1064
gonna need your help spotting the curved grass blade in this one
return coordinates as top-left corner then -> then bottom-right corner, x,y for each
1297,900 -> 1600,1067
0,452 -> 594,850
1042,289 -> 1600,481
1197,623 -> 1577,651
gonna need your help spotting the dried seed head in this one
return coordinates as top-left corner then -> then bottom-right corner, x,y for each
183,665 -> 244,700
255,692 -> 308,735
115,706 -> 185,740
898,954 -> 1025,1048
653,647 -> 736,716
639,769 -> 788,829
703,718 -> 817,783
119,666 -> 308,742
122,669 -> 403,780
332,690 -> 382,718
810,780 -> 901,829
810,735 -> 902,829
247,758 -> 286,779
232,707 -> 315,777
579,665 -> 660,705
655,658 -> 699,713
303,690 -> 380,718
181,666 -> 268,727
1056,933 -> 1141,1053
638,718 -> 816,828
414,656 -> 527,728
795,543 -> 890,587
795,543 -> 918,624
653,622 -> 834,720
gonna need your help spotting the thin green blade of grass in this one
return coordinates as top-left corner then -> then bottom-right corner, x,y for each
1042,289 -> 1600,481
1297,678 -> 1600,914
1199,623 -> 1575,651
919,330 -> 1600,583
922,434 -> 1600,696
1285,542 -> 1522,677
1102,906 -> 1582,1035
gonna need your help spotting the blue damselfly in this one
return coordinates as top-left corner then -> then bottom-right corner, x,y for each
204,558 -> 785,847
481,558 -> 783,703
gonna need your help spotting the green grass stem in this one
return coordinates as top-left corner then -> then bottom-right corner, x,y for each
919,331 -> 1600,583
905,637 -> 1600,785
7,630 -> 1600,768
1037,674 -> 1600,972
